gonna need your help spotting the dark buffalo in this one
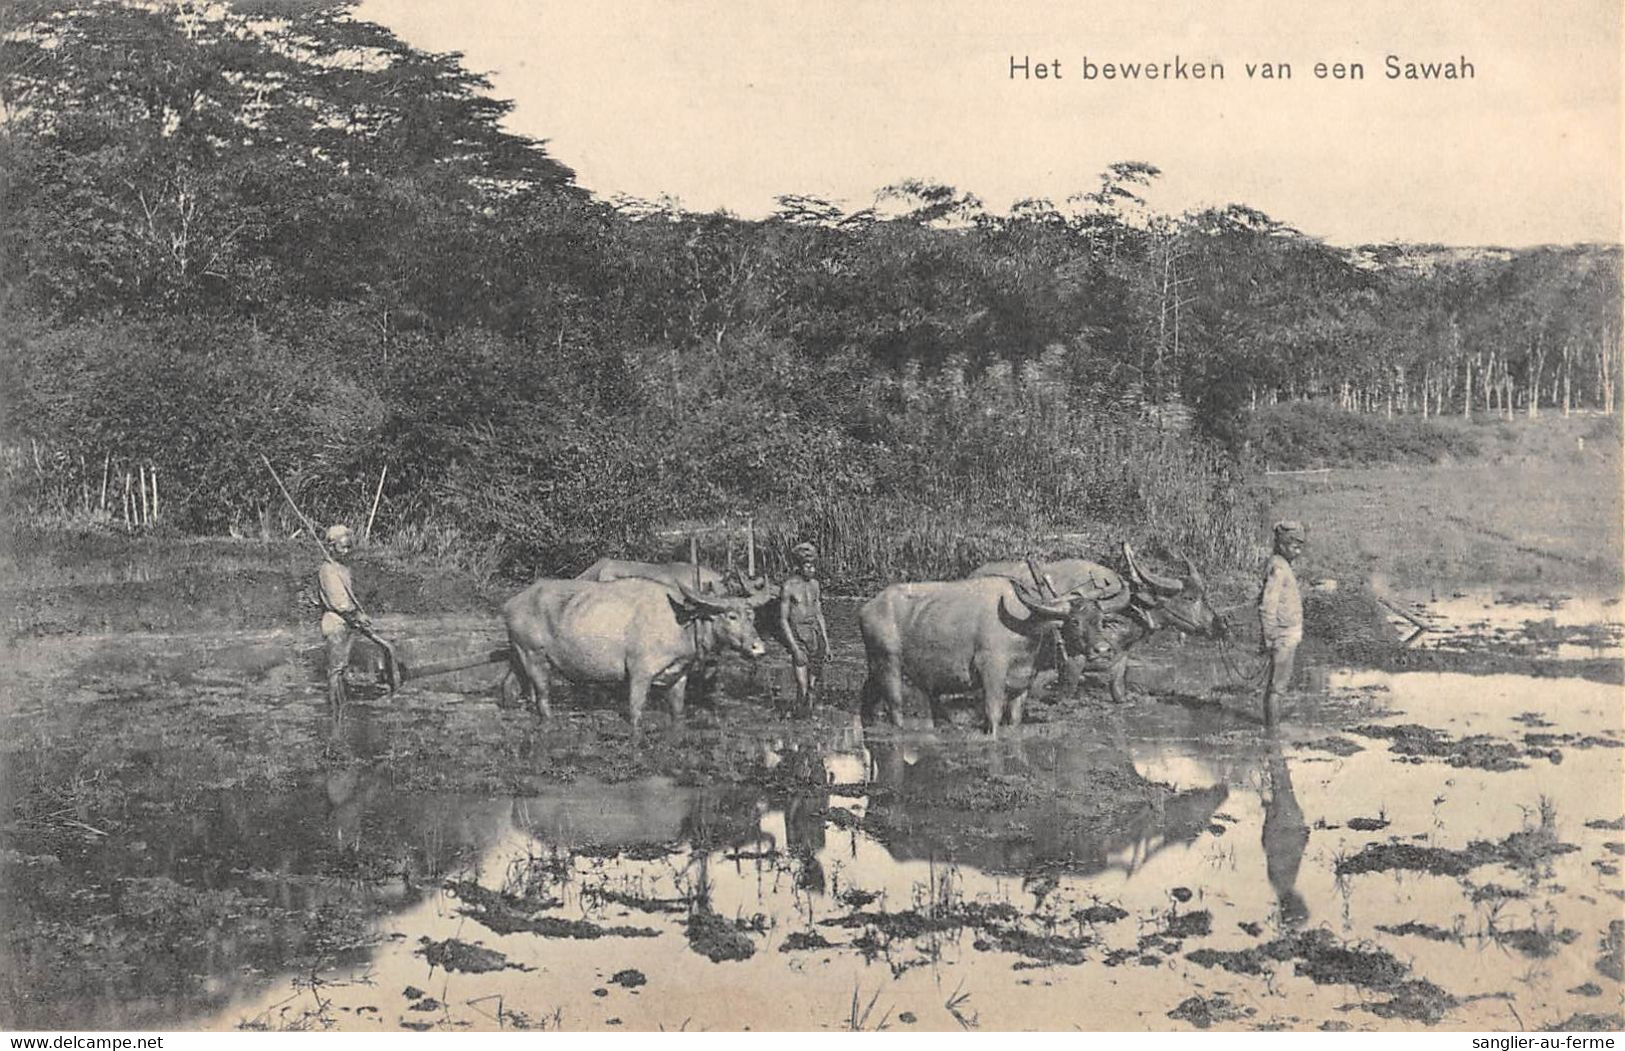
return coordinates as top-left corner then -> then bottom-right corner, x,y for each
973,543 -> 1225,703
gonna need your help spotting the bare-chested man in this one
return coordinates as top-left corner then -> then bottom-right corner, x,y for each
317,524 -> 371,716
778,541 -> 831,716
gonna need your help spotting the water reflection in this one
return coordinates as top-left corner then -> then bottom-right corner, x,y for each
1260,737 -> 1309,926
853,730 -> 1230,878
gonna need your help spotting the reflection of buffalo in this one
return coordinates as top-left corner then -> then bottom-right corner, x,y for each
858,732 -> 1229,878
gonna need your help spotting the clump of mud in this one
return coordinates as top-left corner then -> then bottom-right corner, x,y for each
1336,811 -> 1578,878
1494,927 -> 1579,959
418,938 -> 515,974
1543,1013 -> 1625,1033
584,887 -> 688,915
1376,922 -> 1459,943
1167,993 -> 1250,1029
1597,921 -> 1624,982
779,930 -> 835,953
1162,910 -> 1213,939
975,928 -> 1093,966
1075,903 -> 1129,925
1349,723 -> 1529,772
448,881 -> 659,940
684,909 -> 756,962
1525,732 -> 1622,752
1298,737 -> 1364,757
1187,929 -> 1460,1023
1304,588 -> 1399,651
609,968 -> 646,988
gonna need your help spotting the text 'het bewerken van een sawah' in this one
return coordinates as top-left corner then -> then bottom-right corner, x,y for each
1009,54 -> 1475,81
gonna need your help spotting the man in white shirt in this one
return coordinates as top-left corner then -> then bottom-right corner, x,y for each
1257,520 -> 1305,726
318,524 -> 370,715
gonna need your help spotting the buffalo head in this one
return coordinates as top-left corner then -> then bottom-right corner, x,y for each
1008,575 -> 1118,660
1122,543 -> 1223,638
670,582 -> 773,658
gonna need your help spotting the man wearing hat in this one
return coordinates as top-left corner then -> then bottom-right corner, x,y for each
317,524 -> 371,715
1257,520 -> 1306,725
778,541 -> 831,716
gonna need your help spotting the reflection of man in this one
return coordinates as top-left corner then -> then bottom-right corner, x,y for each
1257,521 -> 1306,725
778,542 -> 831,716
1261,740 -> 1310,927
318,524 -> 370,715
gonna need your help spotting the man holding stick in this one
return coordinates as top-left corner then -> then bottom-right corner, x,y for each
318,523 -> 372,716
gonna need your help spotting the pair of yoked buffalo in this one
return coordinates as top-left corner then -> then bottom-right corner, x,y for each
496,544 -> 1223,734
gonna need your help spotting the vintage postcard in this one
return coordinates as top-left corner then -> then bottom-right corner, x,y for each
1,0 -> 1620,1036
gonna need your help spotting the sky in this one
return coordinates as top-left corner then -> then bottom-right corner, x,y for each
359,0 -> 1622,247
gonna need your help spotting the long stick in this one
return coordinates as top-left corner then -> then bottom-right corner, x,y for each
260,454 -> 333,563
99,452 -> 110,511
261,453 -> 400,690
365,464 -> 387,542
138,466 -> 149,525
690,535 -> 700,589
746,515 -> 755,578
151,468 -> 159,522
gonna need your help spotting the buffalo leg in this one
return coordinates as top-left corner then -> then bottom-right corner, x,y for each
513,647 -> 551,719
860,662 -> 905,728
497,661 -> 525,710
1107,660 -> 1129,704
626,672 -> 653,730
666,673 -> 688,724
974,657 -> 1008,736
1058,657 -> 1083,696
1007,688 -> 1029,727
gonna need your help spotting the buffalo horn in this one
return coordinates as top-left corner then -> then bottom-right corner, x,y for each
676,580 -> 733,615
1011,579 -> 1073,620
1025,555 -> 1057,598
1123,543 -> 1184,595
1180,552 -> 1204,589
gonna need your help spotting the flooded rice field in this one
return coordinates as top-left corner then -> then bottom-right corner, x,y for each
1,596 -> 1621,1031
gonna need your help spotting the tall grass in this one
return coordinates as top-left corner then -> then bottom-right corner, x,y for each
8,343 -> 1263,592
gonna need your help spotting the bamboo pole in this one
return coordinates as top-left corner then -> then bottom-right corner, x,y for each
746,515 -> 755,578
123,472 -> 133,531
99,452 -> 110,511
259,454 -> 333,563
138,466 -> 149,525
365,465 -> 387,542
690,535 -> 700,590
151,467 -> 159,523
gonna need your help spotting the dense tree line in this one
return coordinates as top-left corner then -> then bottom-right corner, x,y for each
2,2 -> 1617,583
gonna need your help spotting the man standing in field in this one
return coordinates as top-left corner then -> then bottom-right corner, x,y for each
1257,520 -> 1306,725
318,524 -> 371,716
779,541 -> 831,716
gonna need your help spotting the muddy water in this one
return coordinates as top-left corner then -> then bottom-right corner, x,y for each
3,600 -> 1621,1032
200,674 -> 1620,1031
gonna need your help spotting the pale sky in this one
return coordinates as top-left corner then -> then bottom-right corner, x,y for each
360,0 -> 1622,246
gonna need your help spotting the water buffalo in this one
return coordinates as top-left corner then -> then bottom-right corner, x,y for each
500,577 -> 773,727
858,574 -> 1114,736
575,557 -> 727,595
973,543 -> 1224,703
